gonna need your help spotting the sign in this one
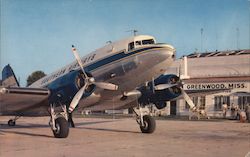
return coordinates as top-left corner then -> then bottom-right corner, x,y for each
184,83 -> 248,90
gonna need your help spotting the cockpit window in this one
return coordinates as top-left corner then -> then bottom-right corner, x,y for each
128,42 -> 135,51
128,39 -> 155,52
142,39 -> 155,45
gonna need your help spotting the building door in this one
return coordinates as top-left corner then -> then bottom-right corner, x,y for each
170,101 -> 177,115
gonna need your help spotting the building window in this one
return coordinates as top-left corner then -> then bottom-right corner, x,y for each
238,96 -> 250,110
185,96 -> 205,110
199,96 -> 206,110
214,96 -> 230,111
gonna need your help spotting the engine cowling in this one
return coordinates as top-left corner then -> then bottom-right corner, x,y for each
138,74 -> 182,109
48,70 -> 95,105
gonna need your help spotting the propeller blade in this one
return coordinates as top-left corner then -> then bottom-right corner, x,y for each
68,84 -> 87,113
154,84 -> 178,90
180,88 -> 196,111
71,45 -> 88,78
95,82 -> 118,91
152,77 -> 155,93
124,90 -> 141,97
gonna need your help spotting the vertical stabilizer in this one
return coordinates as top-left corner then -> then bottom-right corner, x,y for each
1,64 -> 20,87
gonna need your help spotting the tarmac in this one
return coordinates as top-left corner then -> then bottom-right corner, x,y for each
0,116 -> 249,157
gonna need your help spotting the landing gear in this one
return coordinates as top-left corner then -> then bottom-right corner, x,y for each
68,112 -> 75,128
49,104 -> 69,138
8,119 -> 15,126
133,105 -> 156,134
53,117 -> 69,138
7,116 -> 20,126
140,115 -> 156,133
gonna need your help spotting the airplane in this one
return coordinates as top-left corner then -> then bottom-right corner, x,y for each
0,34 -> 198,138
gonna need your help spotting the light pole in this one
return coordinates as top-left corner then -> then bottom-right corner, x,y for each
249,0 -> 250,49
236,27 -> 239,50
200,28 -> 203,52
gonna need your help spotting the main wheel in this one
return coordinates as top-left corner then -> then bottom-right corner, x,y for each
140,115 -> 156,133
8,119 -> 16,126
53,117 -> 69,138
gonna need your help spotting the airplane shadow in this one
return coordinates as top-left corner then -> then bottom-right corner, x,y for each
74,120 -> 139,134
0,120 -> 135,138
0,129 -> 53,138
0,123 -> 49,129
0,123 -> 53,138
76,127 -> 139,134
74,120 -> 116,126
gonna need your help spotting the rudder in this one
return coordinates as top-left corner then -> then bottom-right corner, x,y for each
2,64 -> 20,87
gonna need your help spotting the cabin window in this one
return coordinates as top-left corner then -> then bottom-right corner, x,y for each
135,41 -> 142,46
128,42 -> 135,51
142,39 -> 155,45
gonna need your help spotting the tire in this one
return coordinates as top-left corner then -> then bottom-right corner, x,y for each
8,119 -> 16,126
140,115 -> 156,133
53,117 -> 69,138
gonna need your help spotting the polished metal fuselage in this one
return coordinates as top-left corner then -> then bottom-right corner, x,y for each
0,44 -> 175,115
79,45 -> 175,111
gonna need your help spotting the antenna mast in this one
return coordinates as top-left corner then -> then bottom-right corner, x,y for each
126,29 -> 138,36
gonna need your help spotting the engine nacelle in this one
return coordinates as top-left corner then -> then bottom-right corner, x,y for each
138,74 -> 182,109
48,70 -> 95,105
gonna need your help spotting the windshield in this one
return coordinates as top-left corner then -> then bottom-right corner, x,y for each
128,39 -> 155,52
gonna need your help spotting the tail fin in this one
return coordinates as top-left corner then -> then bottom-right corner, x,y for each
1,64 -> 20,87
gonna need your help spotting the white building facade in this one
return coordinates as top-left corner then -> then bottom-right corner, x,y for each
165,49 -> 250,117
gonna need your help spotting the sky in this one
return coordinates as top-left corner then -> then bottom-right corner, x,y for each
0,0 -> 249,86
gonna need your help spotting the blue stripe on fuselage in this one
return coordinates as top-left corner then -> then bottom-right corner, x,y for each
84,46 -> 163,72
43,46 -> 165,87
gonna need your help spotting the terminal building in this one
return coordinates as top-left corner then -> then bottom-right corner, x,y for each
162,49 -> 250,117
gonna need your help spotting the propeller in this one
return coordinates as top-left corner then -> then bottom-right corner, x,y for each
68,45 -> 118,113
152,64 -> 197,112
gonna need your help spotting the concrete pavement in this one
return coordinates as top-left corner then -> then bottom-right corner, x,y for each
0,116 -> 249,157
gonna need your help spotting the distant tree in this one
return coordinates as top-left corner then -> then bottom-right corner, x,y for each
26,71 -> 46,86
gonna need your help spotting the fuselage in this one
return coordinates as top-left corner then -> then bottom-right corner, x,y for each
30,35 -> 176,110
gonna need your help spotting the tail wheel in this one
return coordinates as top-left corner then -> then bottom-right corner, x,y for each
140,115 -> 156,133
53,117 -> 69,138
8,119 -> 16,126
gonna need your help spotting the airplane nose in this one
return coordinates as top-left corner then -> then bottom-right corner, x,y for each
161,44 -> 176,60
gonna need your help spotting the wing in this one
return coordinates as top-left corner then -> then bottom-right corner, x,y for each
0,87 -> 50,116
81,93 -> 138,111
